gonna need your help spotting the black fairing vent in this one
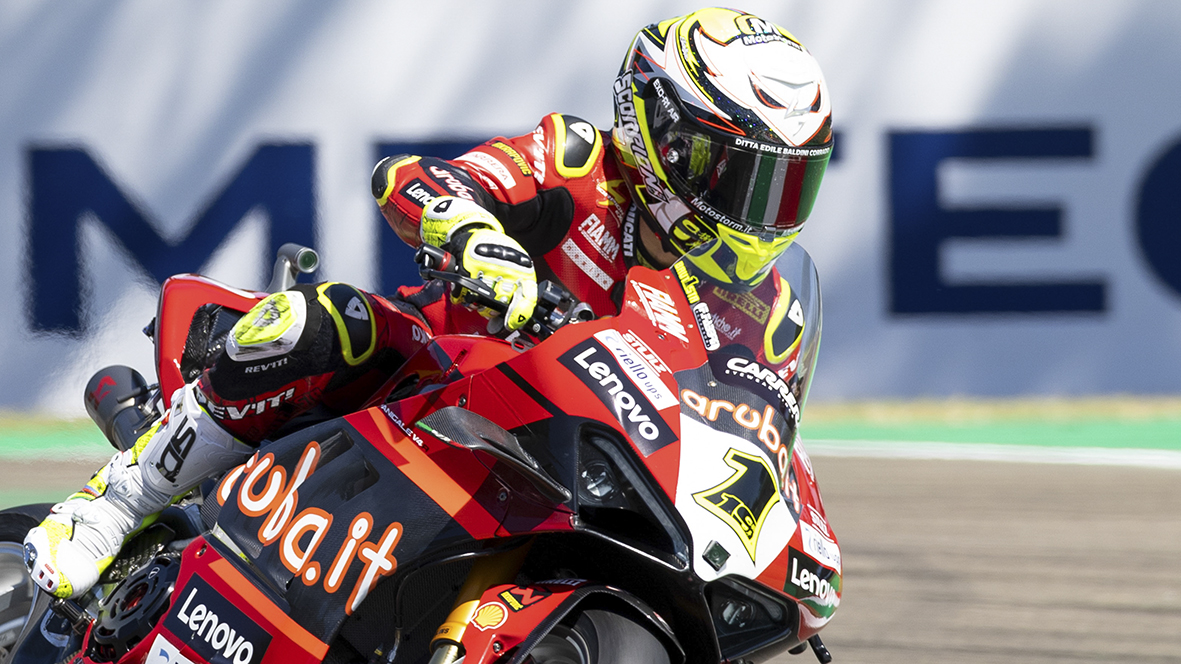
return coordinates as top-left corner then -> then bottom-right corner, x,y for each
180,304 -> 243,383
575,430 -> 690,569
705,576 -> 800,662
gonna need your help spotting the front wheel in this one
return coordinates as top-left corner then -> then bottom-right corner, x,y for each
526,609 -> 671,664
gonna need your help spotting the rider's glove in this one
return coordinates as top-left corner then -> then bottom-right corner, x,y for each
420,195 -> 505,248
452,228 -> 538,331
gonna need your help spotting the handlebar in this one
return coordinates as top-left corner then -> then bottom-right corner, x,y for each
415,244 -> 592,339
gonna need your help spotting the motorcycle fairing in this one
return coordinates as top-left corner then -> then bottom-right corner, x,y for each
95,537 -> 329,664
458,581 -> 683,664
209,414 -> 528,642
674,415 -> 797,584
156,275 -> 268,407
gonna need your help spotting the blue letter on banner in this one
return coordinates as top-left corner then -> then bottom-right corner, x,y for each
889,128 -> 1103,314
28,145 -> 315,333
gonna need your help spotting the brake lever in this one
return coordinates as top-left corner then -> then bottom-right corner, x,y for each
415,244 -> 591,339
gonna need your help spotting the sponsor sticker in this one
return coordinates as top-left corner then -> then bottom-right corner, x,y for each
471,602 -> 508,631
164,575 -> 272,664
491,141 -> 533,176
498,585 -> 552,611
223,442 -> 403,614
559,339 -> 677,456
620,330 -> 670,375
146,634 -> 199,664
785,548 -> 841,616
709,353 -> 800,422
593,329 -> 676,409
561,238 -> 614,290
577,213 -> 621,262
427,165 -> 475,200
631,281 -> 689,343
692,301 -> 720,350
399,178 -> 438,208
454,152 -> 517,190
691,448 -> 780,562
800,520 -> 841,573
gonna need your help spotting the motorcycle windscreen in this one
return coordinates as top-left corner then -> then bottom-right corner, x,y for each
774,243 -> 822,413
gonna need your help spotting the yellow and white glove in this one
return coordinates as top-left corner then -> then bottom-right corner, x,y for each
453,228 -> 538,331
419,196 -> 537,331
420,195 -> 505,248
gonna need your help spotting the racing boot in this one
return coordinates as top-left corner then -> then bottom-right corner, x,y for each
23,382 -> 255,599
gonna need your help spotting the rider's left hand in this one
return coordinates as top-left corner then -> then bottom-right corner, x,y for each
452,228 -> 538,331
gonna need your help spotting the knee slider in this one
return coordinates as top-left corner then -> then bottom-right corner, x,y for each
228,289 -> 312,362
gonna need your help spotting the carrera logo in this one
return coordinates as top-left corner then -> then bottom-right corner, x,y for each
400,178 -> 437,208
164,575 -> 272,664
216,441 -> 404,615
711,355 -> 801,423
631,281 -> 689,343
692,448 -> 780,562
559,340 -> 677,456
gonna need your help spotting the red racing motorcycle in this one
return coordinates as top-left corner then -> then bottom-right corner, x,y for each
0,241 -> 840,664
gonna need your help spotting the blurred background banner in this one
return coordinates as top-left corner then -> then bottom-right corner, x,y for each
2,0 -> 1180,416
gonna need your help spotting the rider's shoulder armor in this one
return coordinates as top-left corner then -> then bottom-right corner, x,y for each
543,113 -> 604,180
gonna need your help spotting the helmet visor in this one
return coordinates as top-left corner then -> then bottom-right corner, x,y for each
648,81 -> 831,234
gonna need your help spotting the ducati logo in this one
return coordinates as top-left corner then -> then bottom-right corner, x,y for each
692,448 -> 780,562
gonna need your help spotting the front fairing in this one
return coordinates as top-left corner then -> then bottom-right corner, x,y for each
196,252 -> 835,660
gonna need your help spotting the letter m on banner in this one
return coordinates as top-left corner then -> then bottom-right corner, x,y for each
28,145 -> 315,333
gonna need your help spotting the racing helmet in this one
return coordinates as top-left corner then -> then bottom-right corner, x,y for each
612,8 -> 832,288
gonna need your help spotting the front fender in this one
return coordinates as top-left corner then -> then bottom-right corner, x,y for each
459,581 -> 684,664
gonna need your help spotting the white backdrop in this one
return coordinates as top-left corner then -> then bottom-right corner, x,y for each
2,0 -> 1180,416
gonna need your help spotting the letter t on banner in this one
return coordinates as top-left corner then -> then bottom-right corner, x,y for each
888,128 -> 1103,314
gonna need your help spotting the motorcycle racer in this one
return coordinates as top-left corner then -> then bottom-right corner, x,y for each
24,7 -> 832,601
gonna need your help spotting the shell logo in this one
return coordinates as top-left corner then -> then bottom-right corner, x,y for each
471,601 -> 508,631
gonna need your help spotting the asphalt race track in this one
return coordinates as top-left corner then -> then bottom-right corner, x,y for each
3,456 -> 1179,663
792,456 -> 1181,664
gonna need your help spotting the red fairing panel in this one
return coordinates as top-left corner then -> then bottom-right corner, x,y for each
155,275 -> 267,407
459,580 -> 591,662
107,537 -> 328,664
375,113 -> 633,328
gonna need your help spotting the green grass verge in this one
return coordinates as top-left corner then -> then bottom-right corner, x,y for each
801,397 -> 1181,450
0,417 -> 112,460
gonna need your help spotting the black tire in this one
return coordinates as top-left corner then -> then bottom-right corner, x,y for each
0,512 -> 39,661
527,609 -> 671,664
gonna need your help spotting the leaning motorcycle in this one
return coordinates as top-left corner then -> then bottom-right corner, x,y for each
0,240 -> 840,664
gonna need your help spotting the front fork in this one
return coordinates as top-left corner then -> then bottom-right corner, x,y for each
428,542 -> 533,664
